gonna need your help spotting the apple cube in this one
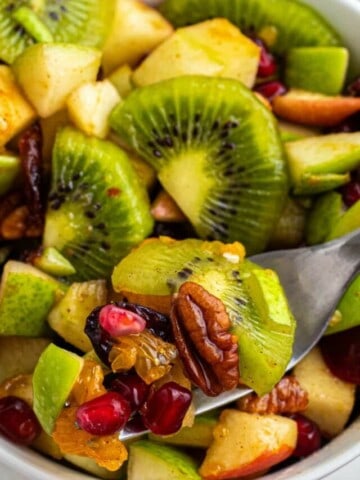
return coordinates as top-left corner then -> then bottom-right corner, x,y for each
133,19 -> 261,88
108,64 -> 133,98
0,66 -> 36,147
293,346 -> 356,438
102,0 -> 173,75
13,43 -> 101,118
67,80 -> 121,138
199,410 -> 297,480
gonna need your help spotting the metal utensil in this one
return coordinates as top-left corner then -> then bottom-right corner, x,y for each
121,229 -> 360,440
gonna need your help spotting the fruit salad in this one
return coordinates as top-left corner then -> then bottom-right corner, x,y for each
0,0 -> 359,479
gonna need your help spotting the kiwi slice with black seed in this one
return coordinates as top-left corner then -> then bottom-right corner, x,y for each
112,237 -> 295,395
158,0 -> 342,54
0,0 -> 115,64
43,127 -> 153,281
110,75 -> 288,255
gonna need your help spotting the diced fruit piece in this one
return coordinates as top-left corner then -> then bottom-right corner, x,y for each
321,327 -> 360,385
48,280 -> 108,352
199,409 -> 297,480
305,192 -> 343,245
0,336 -> 50,383
285,47 -> 349,95
99,305 -> 146,337
32,431 -> 63,460
108,64 -> 133,98
128,439 -> 201,480
32,344 -> 84,435
293,347 -> 356,438
64,454 -> 125,480
33,247 -> 76,276
278,121 -> 320,143
285,132 -> 360,195
0,261 -> 63,336
326,199 -> 360,240
254,80 -> 287,102
255,38 -> 277,78
107,372 -> 150,413
159,0 -> 342,54
0,396 -> 41,445
102,0 -> 173,75
326,274 -> 360,335
268,197 -> 306,249
273,90 -> 360,127
0,66 -> 36,147
67,80 -> 121,139
43,127 -> 153,280
149,413 -> 217,448
133,19 -> 260,88
342,179 -> 360,206
151,190 -> 187,223
289,413 -> 322,458
0,153 -> 20,195
13,43 -> 101,118
40,110 -> 70,165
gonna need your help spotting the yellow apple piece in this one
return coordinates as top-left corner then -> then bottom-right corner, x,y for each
108,64 -> 134,98
13,43 -> 101,118
102,0 -> 173,75
0,65 -> 36,147
199,410 -> 297,480
132,18 -> 261,88
67,80 -> 121,138
293,346 -> 356,438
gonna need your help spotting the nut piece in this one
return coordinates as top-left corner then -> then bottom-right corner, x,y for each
237,376 -> 308,415
170,281 -> 239,396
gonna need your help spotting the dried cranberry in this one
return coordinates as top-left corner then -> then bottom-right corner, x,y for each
320,326 -> 360,384
290,413 -> 322,458
123,413 -> 146,434
76,392 -> 131,436
340,181 -> 360,207
347,77 -> 360,97
254,39 -> 277,78
85,305 -> 114,366
120,303 -> 173,342
106,371 -> 150,412
254,80 -> 287,102
0,396 -> 41,445
140,382 -> 192,435
99,304 -> 146,337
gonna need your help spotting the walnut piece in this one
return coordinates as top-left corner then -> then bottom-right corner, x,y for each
237,376 -> 308,414
170,281 -> 239,396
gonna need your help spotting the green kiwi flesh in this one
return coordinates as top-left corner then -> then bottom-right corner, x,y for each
43,127 -> 154,281
0,0 -> 115,64
158,0 -> 342,54
112,238 -> 296,395
110,76 -> 288,255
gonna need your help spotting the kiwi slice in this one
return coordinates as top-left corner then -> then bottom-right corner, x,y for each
0,0 -> 115,64
112,238 -> 296,395
158,0 -> 342,54
43,127 -> 153,281
110,76 -> 288,255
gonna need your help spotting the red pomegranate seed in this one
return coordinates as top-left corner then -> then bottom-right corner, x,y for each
99,304 -> 146,337
341,180 -> 360,207
140,382 -> 192,435
108,372 -> 150,412
290,413 -> 322,458
0,396 -> 41,445
76,392 -> 131,436
254,81 -> 287,102
320,326 -> 360,384
256,40 -> 277,78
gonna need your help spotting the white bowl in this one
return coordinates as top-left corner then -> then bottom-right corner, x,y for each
1,0 -> 359,478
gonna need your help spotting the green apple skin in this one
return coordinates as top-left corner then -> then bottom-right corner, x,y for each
0,154 -> 20,195
326,199 -> 360,241
0,261 -> 64,336
285,47 -> 349,95
32,343 -> 84,435
33,247 -> 76,276
305,192 -> 344,245
326,274 -> 360,335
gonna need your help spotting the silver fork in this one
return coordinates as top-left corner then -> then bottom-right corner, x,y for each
121,229 -> 360,440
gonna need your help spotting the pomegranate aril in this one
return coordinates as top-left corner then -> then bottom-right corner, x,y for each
123,303 -> 173,342
76,392 -> 131,436
255,39 -> 277,78
0,396 -> 41,445
340,180 -> 360,207
290,413 -> 322,458
320,326 -> 360,384
140,381 -> 192,435
99,304 -> 146,337
107,372 -> 150,412
254,81 -> 287,102
85,305 -> 114,366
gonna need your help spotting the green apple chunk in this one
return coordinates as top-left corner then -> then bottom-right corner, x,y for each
33,247 -> 76,277
33,343 -> 84,435
285,132 -> 360,195
48,280 -> 108,352
326,199 -> 360,241
268,197 -> 307,249
285,47 -> 349,95
305,192 -> 344,245
128,440 -> 201,480
13,43 -> 101,118
0,261 -> 64,336
133,19 -> 260,88
64,454 -> 125,479
326,274 -> 360,335
0,153 -> 20,195
0,336 -> 50,383
278,121 -> 320,143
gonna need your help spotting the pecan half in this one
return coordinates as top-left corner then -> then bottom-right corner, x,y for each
237,375 -> 308,414
170,281 -> 239,396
